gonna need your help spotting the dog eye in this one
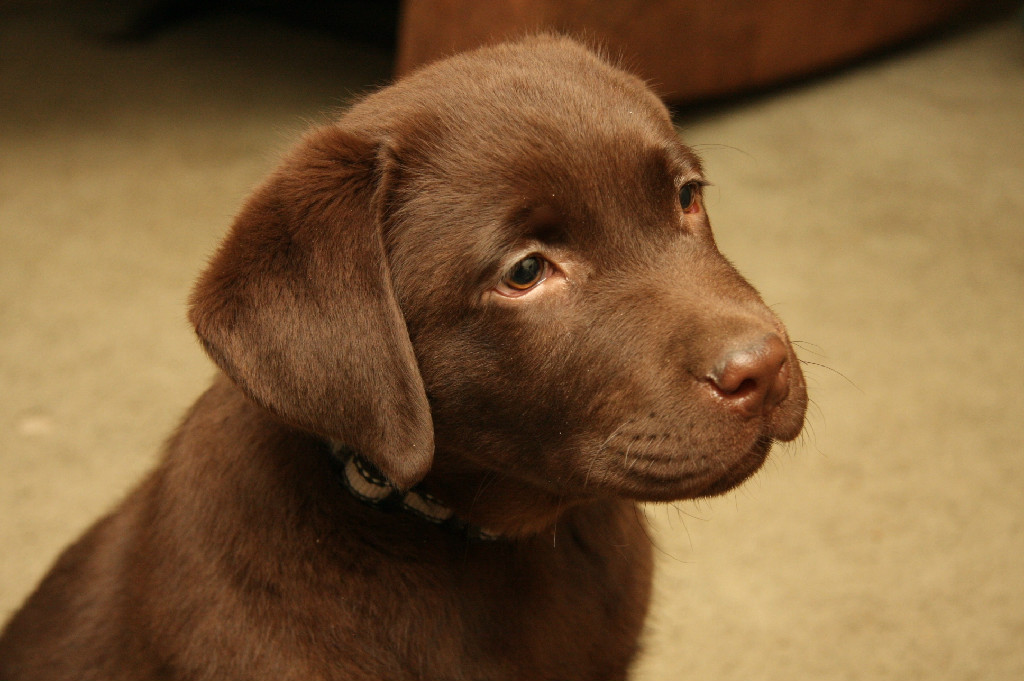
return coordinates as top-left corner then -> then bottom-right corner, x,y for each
503,256 -> 546,291
679,182 -> 701,214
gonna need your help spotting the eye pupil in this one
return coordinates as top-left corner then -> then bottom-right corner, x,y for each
679,183 -> 695,211
509,257 -> 541,287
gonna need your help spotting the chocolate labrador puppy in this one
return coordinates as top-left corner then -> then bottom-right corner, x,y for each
0,36 -> 806,680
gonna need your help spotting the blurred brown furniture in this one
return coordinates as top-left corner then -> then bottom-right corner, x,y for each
396,0 -> 991,102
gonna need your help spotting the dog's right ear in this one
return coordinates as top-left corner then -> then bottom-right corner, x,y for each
188,125 -> 433,490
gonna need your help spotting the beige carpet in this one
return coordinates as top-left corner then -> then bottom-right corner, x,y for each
2,3 -> 1022,679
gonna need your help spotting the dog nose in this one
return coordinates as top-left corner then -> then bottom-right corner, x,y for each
706,334 -> 791,418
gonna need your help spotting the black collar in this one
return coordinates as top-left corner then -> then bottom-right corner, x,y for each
329,444 -> 501,542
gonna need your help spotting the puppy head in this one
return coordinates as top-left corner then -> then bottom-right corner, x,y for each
371,36 -> 807,502
190,36 -> 806,503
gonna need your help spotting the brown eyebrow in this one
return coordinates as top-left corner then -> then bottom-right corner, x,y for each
664,142 -> 705,179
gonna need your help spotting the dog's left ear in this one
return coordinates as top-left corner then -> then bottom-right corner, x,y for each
188,124 -> 433,489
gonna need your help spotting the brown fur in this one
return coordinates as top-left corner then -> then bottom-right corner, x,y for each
0,36 -> 806,680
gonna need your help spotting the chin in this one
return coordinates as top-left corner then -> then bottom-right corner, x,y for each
587,435 -> 776,503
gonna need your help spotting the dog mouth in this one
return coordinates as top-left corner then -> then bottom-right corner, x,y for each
695,435 -> 775,497
579,381 -> 807,502
585,433 -> 777,502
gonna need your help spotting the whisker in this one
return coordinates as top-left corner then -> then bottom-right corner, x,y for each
469,468 -> 503,514
666,504 -> 696,553
634,504 -> 689,564
687,142 -> 754,161
799,359 -> 861,391
791,339 -> 829,357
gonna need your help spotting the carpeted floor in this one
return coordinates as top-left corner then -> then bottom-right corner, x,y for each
2,3 -> 1022,679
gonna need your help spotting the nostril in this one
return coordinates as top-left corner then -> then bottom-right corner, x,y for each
729,377 -> 759,399
706,334 -> 790,417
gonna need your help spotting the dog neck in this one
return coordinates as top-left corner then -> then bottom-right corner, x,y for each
329,445 -> 503,541
417,452 -> 597,540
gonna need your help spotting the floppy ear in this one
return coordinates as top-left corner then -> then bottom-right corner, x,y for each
188,124 -> 433,489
